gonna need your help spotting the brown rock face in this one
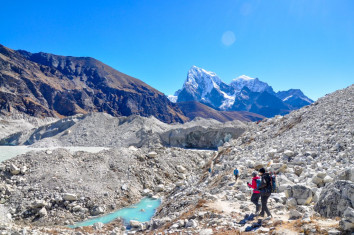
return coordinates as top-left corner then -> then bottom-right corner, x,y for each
0,44 -> 188,123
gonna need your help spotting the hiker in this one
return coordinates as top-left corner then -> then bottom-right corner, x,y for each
233,168 -> 239,181
257,168 -> 272,218
247,172 -> 261,214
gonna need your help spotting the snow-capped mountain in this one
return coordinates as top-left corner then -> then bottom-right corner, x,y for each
276,89 -> 314,109
230,75 -> 275,94
176,66 -> 235,109
169,66 -> 314,117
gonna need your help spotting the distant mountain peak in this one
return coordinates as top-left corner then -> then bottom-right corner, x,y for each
171,66 -> 314,118
232,75 -> 256,82
185,66 -> 222,88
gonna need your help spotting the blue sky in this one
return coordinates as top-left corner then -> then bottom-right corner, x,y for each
1,0 -> 353,100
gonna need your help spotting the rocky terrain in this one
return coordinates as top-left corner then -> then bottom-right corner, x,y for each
0,44 -> 187,123
0,113 -> 247,150
150,84 -> 353,234
0,110 -> 57,139
0,85 -> 352,234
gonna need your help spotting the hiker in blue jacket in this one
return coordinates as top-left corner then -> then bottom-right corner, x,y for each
233,168 -> 239,181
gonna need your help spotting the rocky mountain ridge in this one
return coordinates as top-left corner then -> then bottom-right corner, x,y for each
0,44 -> 187,123
0,113 -> 247,150
170,66 -> 314,117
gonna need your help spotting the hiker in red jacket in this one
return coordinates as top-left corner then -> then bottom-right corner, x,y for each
247,172 -> 261,214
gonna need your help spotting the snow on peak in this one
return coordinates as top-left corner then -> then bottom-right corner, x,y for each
232,75 -> 255,82
183,66 -> 222,94
167,95 -> 178,103
230,75 -> 271,93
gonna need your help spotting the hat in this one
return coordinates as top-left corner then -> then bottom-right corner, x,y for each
259,168 -> 265,174
252,172 -> 257,177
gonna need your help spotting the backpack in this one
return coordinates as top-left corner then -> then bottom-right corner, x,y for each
270,172 -> 277,193
258,173 -> 272,194
256,178 -> 261,189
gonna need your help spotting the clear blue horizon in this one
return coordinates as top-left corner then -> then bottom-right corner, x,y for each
1,0 -> 353,100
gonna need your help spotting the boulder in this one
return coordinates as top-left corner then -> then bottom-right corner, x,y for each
155,184 -> 165,192
9,164 -> 20,175
317,172 -> 326,179
63,193 -> 77,201
286,198 -> 297,207
31,200 -> 47,208
285,185 -> 313,205
294,166 -> 303,176
340,207 -> 354,231
337,168 -> 354,182
72,205 -> 83,212
284,150 -> 294,157
93,222 -> 104,230
268,149 -> 277,157
312,176 -> 324,187
185,219 -> 198,228
323,175 -> 333,184
147,151 -> 158,158
38,207 -> 47,217
176,165 -> 187,173
20,166 -> 27,174
314,180 -> 354,218
90,206 -> 105,216
130,220 -> 141,228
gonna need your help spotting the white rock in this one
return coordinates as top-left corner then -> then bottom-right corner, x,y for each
128,146 -> 138,151
199,228 -> 213,235
38,207 -> 47,217
147,151 -> 158,158
9,164 -> 20,175
268,149 -> 277,157
31,200 -> 47,208
323,175 -> 333,184
185,219 -> 198,228
155,184 -> 164,192
20,166 -> 27,174
93,222 -> 104,230
63,193 -> 77,201
176,165 -> 187,173
284,150 -> 294,157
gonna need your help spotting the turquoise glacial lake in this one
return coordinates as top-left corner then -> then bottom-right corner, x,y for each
68,197 -> 161,228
